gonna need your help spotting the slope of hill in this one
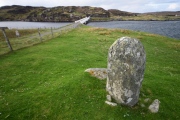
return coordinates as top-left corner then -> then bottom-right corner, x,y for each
0,5 -> 179,21
0,5 -> 112,22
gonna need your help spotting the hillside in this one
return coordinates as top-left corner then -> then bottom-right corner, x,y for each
0,5 -> 180,21
0,5 -> 122,22
142,11 -> 180,16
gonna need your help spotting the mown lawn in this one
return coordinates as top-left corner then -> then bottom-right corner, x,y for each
0,26 -> 179,120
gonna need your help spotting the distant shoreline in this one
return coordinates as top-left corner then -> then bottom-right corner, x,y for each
1,21 -> 179,39
1,19 -> 180,23
1,5 -> 179,22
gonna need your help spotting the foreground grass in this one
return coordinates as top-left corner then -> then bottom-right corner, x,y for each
0,26 -> 179,119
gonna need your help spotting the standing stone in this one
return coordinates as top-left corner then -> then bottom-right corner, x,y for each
106,37 -> 146,107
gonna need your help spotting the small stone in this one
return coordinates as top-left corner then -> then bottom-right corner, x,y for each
144,98 -> 150,103
140,103 -> 145,107
106,95 -> 112,102
124,113 -> 130,117
148,99 -> 160,113
105,101 -> 117,106
85,68 -> 107,80
142,93 -> 146,97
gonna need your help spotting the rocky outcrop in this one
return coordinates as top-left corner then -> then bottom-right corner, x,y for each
108,9 -> 137,16
106,37 -> 146,107
1,5 -> 179,22
0,5 -> 111,22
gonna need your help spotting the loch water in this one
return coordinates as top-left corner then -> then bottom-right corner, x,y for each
0,21 -> 179,39
88,21 -> 180,39
0,21 -> 72,29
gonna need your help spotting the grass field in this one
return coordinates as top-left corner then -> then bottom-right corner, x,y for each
0,24 -> 78,55
0,25 -> 180,119
0,29 -> 44,55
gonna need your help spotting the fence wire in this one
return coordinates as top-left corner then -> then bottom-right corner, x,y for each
0,22 -> 82,55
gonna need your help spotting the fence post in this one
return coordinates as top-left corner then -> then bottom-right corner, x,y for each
15,30 -> 20,37
38,28 -> 42,42
51,27 -> 53,37
0,27 -> 13,51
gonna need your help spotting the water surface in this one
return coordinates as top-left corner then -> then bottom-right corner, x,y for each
0,21 -> 179,39
88,21 -> 180,39
0,21 -> 72,29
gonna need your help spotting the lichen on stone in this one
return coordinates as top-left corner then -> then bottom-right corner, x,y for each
85,68 -> 107,80
106,37 -> 146,107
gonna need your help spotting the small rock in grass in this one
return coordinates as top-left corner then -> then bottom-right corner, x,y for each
85,68 -> 107,80
148,99 -> 160,113
107,95 -> 112,102
144,98 -> 150,103
140,103 -> 145,107
105,101 -> 117,106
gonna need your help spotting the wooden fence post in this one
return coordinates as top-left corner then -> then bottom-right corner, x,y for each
38,28 -> 42,42
15,30 -> 20,37
0,27 -> 13,51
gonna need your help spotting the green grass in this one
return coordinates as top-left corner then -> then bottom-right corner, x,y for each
0,29 -> 41,55
0,29 -> 39,41
111,15 -> 180,21
0,26 -> 180,119
0,26 -> 75,55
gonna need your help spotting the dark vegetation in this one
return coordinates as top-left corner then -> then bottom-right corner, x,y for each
0,5 -> 180,22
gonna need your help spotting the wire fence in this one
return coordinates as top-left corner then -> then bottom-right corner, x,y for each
0,22 -> 82,55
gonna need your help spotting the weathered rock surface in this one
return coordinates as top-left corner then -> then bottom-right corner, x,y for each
106,37 -> 146,107
148,99 -> 160,113
1,5 -> 179,21
0,5 -> 110,22
106,95 -> 112,102
105,101 -> 117,106
85,68 -> 107,80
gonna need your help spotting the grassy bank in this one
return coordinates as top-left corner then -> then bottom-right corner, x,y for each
0,29 -> 38,41
0,26 -> 179,119
110,14 -> 180,21
0,29 -> 42,55
0,24 -> 76,55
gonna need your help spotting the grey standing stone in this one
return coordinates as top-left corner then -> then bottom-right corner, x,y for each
106,37 -> 146,107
